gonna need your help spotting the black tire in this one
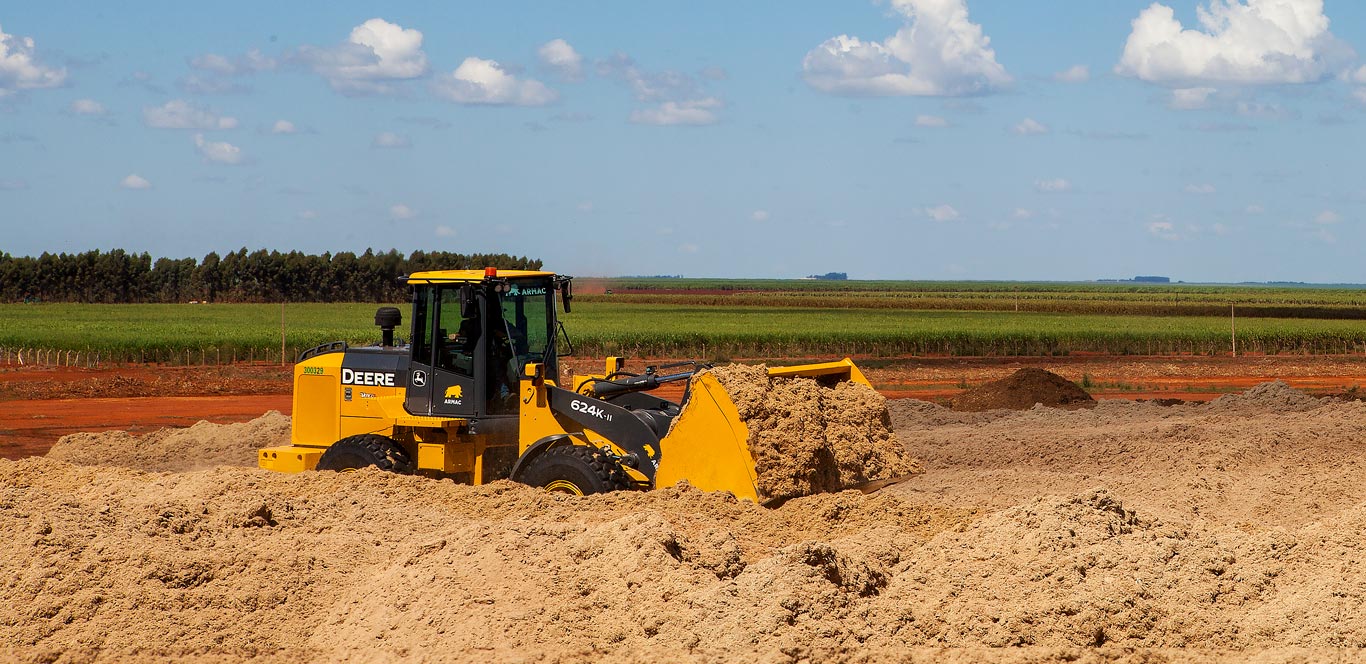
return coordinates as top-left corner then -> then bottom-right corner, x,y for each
316,434 -> 414,474
517,445 -> 630,495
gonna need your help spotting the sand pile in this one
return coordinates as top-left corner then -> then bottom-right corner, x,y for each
1208,380 -> 1321,412
0,458 -> 971,663
892,383 -> 1365,528
704,364 -> 917,502
5,455 -> 1366,662
46,411 -> 289,471
952,367 -> 1095,412
6,380 -> 1366,662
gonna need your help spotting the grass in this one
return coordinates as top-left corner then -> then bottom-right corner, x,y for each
5,299 -> 1366,364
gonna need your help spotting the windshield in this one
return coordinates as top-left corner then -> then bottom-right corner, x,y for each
498,280 -> 552,368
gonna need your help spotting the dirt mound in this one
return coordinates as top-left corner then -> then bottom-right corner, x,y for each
952,367 -> 1095,412
0,457 -> 968,663
9,374 -> 1366,662
5,453 -> 1366,662
45,411 -> 289,471
705,364 -> 917,501
1208,380 -> 1320,413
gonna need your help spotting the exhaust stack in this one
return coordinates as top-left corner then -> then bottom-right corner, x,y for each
374,307 -> 402,347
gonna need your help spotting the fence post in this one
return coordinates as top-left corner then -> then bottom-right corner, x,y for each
1230,303 -> 1236,358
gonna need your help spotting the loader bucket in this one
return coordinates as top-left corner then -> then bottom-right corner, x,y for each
654,358 -> 913,504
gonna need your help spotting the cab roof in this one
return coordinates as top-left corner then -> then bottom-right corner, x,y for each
405,269 -> 557,284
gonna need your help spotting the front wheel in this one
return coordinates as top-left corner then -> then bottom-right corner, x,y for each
316,434 -> 414,474
517,445 -> 630,495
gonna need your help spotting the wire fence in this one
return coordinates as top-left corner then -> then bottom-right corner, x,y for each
0,346 -> 302,368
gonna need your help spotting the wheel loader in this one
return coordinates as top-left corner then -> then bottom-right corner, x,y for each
258,268 -> 881,501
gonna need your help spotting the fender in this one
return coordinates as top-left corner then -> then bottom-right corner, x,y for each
508,434 -> 574,482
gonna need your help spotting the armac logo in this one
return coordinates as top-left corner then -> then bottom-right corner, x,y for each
444,385 -> 463,399
341,368 -> 395,387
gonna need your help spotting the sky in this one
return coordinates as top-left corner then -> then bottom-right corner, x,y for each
1,0 -> 1365,282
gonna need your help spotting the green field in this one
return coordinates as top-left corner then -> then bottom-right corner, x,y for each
580,278 -> 1366,319
4,287 -> 1366,365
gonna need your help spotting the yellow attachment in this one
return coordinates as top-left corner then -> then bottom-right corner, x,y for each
569,356 -> 627,396
654,358 -> 868,503
767,358 -> 871,387
258,445 -> 323,473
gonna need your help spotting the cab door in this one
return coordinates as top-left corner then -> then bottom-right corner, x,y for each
405,285 -> 480,417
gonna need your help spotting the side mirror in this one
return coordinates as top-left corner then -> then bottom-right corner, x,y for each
560,280 -> 573,313
459,285 -> 475,318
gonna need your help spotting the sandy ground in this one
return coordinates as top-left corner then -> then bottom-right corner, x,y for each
6,355 -> 1366,459
2,375 -> 1364,662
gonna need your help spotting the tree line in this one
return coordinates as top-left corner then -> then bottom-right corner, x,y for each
0,249 -> 543,303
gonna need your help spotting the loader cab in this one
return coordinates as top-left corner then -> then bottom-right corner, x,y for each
403,269 -> 568,419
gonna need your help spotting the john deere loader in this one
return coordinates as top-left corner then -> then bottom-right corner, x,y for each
259,268 -> 885,502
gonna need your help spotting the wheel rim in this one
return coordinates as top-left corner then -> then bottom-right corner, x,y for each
544,479 -> 584,495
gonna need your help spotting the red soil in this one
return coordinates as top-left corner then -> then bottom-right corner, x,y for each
4,354 -> 1366,459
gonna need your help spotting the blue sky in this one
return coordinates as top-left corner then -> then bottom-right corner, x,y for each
2,1 -> 1364,281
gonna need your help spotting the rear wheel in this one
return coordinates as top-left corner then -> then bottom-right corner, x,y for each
518,445 -> 630,495
316,434 -> 414,474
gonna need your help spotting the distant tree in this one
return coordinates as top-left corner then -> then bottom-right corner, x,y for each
0,249 -> 543,303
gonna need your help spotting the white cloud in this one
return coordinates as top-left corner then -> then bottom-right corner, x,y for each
802,0 -> 1011,97
576,201 -> 594,213
1034,178 -> 1072,193
751,209 -> 770,222
1184,183 -> 1216,194
434,225 -> 456,237
431,57 -> 557,106
0,179 -> 29,190
1116,0 -> 1354,86
1315,209 -> 1341,224
371,131 -> 412,148
390,203 -> 417,220
678,243 -> 699,254
1245,204 -> 1265,214
70,98 -> 107,115
1212,222 -> 1231,235
629,98 -> 722,125
1147,220 -> 1180,240
1235,100 -> 1293,119
1354,88 -> 1366,106
1012,118 -> 1049,135
193,133 -> 244,164
597,53 -> 724,124
538,39 -> 583,81
1351,65 -> 1366,84
0,24 -> 67,96
119,174 -> 151,190
924,204 -> 960,222
144,99 -> 238,130
298,18 -> 428,96
1054,64 -> 1090,83
295,209 -> 318,220
177,75 -> 249,95
598,53 -> 701,103
1013,207 -> 1035,219
271,120 -> 297,135
189,49 -> 276,76
915,114 -> 949,127
1168,87 -> 1217,110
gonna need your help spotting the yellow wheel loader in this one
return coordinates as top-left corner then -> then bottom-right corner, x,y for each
259,268 -> 875,502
